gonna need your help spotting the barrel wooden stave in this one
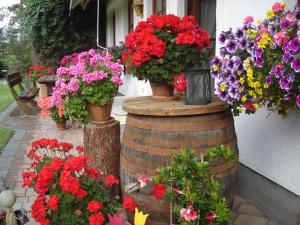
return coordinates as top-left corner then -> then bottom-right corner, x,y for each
120,110 -> 238,224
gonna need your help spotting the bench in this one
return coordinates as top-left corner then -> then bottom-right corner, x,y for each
6,72 -> 39,115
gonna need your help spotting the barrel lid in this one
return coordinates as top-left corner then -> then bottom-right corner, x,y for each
122,95 -> 228,116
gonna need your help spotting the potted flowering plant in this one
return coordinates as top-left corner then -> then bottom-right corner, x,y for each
37,97 -> 68,130
28,65 -> 52,83
22,138 -> 122,225
52,49 -> 123,123
150,147 -> 232,225
211,2 -> 300,116
122,14 -> 210,99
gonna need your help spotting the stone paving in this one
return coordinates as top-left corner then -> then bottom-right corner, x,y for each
0,97 -> 277,225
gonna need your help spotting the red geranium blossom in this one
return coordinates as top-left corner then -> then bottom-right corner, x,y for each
243,102 -> 256,112
173,74 -> 187,92
48,195 -> 59,211
89,212 -> 105,225
122,196 -> 136,213
87,200 -> 103,213
151,183 -> 167,200
105,175 -> 119,186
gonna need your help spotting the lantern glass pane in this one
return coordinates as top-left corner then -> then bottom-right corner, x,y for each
185,69 -> 211,105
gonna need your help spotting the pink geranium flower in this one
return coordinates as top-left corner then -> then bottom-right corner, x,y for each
272,2 -> 284,13
180,205 -> 198,222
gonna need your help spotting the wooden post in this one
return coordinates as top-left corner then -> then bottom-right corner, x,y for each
83,119 -> 121,179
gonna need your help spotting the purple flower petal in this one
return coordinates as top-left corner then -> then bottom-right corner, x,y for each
279,76 -> 291,91
291,58 -> 300,72
225,39 -> 238,53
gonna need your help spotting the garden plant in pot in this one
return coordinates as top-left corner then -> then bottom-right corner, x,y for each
52,49 -> 123,124
122,14 -> 210,99
37,96 -> 68,130
211,2 -> 300,117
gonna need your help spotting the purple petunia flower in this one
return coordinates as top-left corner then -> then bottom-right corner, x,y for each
256,57 -> 264,67
291,58 -> 300,72
287,38 -> 299,52
239,38 -> 247,50
234,28 -> 244,40
279,76 -> 291,91
282,52 -> 291,63
219,47 -> 227,57
255,48 -> 263,58
272,64 -> 285,78
296,95 -> 300,108
287,73 -> 295,82
266,75 -> 273,86
219,32 -> 226,45
284,93 -> 295,100
225,39 -> 238,53
280,20 -> 292,30
211,56 -> 220,65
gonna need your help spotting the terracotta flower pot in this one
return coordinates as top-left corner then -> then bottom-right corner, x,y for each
88,100 -> 113,122
150,82 -> 179,101
56,120 -> 67,130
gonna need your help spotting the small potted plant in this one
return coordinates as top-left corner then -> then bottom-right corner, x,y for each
53,49 -> 123,123
28,65 -> 52,85
37,97 -> 68,130
122,14 -> 210,99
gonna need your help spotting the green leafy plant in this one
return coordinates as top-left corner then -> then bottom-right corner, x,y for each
151,147 -> 233,225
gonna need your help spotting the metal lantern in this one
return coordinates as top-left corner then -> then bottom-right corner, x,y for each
184,64 -> 211,105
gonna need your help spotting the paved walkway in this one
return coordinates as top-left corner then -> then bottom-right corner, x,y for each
0,97 -> 277,225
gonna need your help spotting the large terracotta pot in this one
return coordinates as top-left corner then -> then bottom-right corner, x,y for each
150,82 -> 177,100
56,120 -> 67,130
88,100 -> 113,122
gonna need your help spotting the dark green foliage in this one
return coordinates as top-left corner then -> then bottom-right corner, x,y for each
23,0 -> 106,67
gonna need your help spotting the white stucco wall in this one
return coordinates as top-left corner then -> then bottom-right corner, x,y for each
106,0 -> 152,96
216,0 -> 300,196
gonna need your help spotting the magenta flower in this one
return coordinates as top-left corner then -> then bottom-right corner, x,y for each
243,16 -> 253,24
111,76 -> 123,85
180,206 -> 198,222
291,58 -> 300,72
296,95 -> 300,108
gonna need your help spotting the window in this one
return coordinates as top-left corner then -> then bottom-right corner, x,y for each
186,0 -> 216,53
153,0 -> 166,15
128,0 -> 134,32
112,10 -> 116,45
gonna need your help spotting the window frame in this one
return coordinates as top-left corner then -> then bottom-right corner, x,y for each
152,0 -> 166,15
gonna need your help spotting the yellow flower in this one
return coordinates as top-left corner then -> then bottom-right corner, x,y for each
244,59 -> 251,68
237,71 -> 242,76
282,1 -> 288,8
257,33 -> 272,49
241,96 -> 247,103
266,9 -> 275,19
220,83 -> 227,92
238,107 -> 243,113
256,19 -> 262,25
253,81 -> 261,89
213,65 -> 219,71
264,83 -> 269,88
249,90 -> 254,96
239,77 -> 245,85
134,208 -> 149,225
254,103 -> 260,109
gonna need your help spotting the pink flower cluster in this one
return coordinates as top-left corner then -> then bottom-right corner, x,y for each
51,49 -> 123,106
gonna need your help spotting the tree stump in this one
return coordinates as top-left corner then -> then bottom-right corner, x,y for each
84,119 -> 121,179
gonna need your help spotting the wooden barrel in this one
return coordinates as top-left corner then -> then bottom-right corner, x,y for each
120,96 -> 238,225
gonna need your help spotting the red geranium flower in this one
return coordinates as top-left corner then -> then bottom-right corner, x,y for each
87,200 -> 103,213
50,157 -> 64,171
204,212 -> 217,223
85,167 -> 101,178
151,183 -> 167,200
89,212 -> 105,225
243,102 -> 256,112
173,74 -> 187,92
48,195 -> 59,211
105,175 -> 119,186
122,196 -> 136,213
